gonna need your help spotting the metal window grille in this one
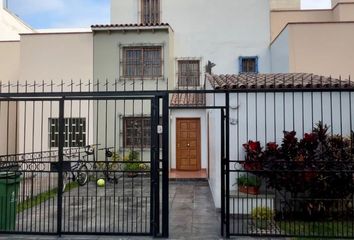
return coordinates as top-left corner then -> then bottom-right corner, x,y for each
124,117 -> 151,148
49,118 -> 86,148
141,0 -> 160,24
177,60 -> 200,87
123,47 -> 162,78
239,57 -> 258,73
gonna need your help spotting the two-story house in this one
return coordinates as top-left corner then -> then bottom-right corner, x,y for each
92,0 -> 272,181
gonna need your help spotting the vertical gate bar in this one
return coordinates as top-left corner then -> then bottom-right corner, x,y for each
150,96 -> 160,236
162,93 -> 169,238
220,107 -> 225,237
150,97 -> 154,235
154,96 -> 160,236
57,98 -> 65,236
225,92 -> 230,238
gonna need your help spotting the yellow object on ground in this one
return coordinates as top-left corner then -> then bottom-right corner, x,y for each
97,179 -> 105,187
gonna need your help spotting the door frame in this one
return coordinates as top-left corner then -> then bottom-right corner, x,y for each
176,117 -> 201,171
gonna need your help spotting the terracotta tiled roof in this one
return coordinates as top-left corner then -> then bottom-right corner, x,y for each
170,93 -> 206,107
206,73 -> 353,90
91,23 -> 170,29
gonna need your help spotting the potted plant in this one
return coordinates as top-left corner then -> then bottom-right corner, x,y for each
123,150 -> 147,178
251,207 -> 275,230
236,175 -> 261,195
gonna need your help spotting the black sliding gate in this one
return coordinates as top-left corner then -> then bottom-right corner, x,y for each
0,92 -> 169,237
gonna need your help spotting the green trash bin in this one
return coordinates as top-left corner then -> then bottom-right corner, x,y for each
0,172 -> 21,231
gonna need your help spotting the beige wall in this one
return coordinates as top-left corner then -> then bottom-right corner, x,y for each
271,2 -> 354,41
271,10 -> 332,41
270,0 -> 300,10
0,101 -> 17,155
333,3 -> 354,21
287,23 -> 354,78
93,28 -> 174,155
93,28 -> 174,90
332,0 -> 354,7
0,41 -> 20,82
14,32 -> 94,154
19,32 -> 93,82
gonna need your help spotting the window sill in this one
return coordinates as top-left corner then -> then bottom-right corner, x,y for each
175,85 -> 204,89
119,77 -> 165,81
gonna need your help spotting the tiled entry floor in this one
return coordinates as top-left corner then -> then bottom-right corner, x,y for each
169,169 -> 208,180
169,181 -> 220,239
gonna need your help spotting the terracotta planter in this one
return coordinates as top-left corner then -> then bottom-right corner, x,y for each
127,172 -> 138,178
238,185 -> 260,195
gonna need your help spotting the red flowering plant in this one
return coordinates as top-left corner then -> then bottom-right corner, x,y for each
242,141 -> 263,171
243,122 -> 354,219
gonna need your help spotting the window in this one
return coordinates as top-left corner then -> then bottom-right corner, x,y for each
49,118 -> 86,148
122,47 -> 162,78
141,0 -> 160,24
178,60 -> 200,87
124,117 -> 151,148
123,117 -> 162,148
239,56 -> 259,73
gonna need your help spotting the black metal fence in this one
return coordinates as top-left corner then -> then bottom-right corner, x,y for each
0,84 -> 169,237
220,89 -> 354,239
1,77 -> 354,239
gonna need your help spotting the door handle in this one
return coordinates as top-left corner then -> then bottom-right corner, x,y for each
187,143 -> 190,147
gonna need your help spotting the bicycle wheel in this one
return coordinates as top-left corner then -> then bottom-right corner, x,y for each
77,165 -> 88,186
62,172 -> 68,193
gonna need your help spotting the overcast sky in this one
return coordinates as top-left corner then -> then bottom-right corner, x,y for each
7,0 -> 332,29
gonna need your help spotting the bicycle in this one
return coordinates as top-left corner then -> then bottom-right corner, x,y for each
62,145 -> 96,192
95,147 -> 120,183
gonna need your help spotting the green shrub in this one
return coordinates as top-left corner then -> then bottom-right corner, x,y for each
123,150 -> 148,172
251,207 -> 275,221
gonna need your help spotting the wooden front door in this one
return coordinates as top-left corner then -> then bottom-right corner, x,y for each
176,118 -> 201,171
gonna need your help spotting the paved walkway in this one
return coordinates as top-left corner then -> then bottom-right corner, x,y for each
169,181 -> 220,239
0,181 -> 280,239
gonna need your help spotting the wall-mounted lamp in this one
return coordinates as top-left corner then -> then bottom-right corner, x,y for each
229,105 -> 239,110
230,118 -> 238,125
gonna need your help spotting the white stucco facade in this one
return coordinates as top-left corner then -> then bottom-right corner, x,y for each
207,90 -> 354,209
270,27 -> 289,73
111,0 -> 272,75
109,0 -> 272,177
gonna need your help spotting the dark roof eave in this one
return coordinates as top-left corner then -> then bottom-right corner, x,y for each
91,23 -> 173,32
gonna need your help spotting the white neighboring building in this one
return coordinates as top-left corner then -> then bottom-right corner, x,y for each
0,0 -> 33,155
0,0 -> 32,41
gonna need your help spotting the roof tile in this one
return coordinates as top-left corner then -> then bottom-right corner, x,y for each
206,73 -> 352,90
